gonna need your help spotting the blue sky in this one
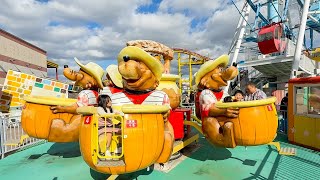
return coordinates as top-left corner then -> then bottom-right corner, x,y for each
138,0 -> 162,13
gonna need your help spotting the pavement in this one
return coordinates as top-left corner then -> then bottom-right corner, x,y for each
0,134 -> 319,180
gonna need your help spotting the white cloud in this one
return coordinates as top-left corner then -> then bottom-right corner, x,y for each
47,0 -> 152,25
87,50 -> 104,57
87,36 -> 104,48
0,0 -> 245,80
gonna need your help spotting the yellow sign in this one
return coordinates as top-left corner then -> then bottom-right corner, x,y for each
0,70 -> 69,112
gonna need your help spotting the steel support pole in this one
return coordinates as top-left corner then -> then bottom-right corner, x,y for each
225,2 -> 251,92
228,3 -> 246,54
290,0 -> 311,78
178,52 -> 182,95
188,54 -> 192,95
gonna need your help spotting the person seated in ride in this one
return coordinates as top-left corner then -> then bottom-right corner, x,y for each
100,64 -> 123,96
244,82 -> 267,101
223,90 -> 244,103
234,90 -> 244,102
195,54 -> 239,148
223,96 -> 233,103
97,94 -> 121,158
49,58 -> 104,142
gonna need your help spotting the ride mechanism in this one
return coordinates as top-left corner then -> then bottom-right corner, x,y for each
12,35 -> 301,180
227,0 -> 320,151
227,0 -> 320,94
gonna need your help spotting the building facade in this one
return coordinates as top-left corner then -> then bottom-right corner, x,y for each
0,29 -> 48,85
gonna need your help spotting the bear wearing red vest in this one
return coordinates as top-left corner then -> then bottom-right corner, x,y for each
112,45 -> 174,163
195,55 -> 239,148
48,58 -> 104,142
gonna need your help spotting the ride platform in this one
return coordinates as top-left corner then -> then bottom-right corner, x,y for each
0,134 -> 319,180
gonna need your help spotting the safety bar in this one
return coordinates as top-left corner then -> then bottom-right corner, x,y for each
93,114 -> 124,160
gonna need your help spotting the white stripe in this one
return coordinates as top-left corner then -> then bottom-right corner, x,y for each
100,87 -> 112,96
111,91 -> 167,106
111,93 -> 127,100
143,91 -> 165,104
150,90 -> 166,96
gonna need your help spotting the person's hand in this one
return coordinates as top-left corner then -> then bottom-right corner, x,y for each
303,50 -> 310,56
225,108 -> 239,118
50,105 -> 65,114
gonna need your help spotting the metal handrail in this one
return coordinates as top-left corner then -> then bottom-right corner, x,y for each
0,112 -> 44,159
93,114 -> 124,161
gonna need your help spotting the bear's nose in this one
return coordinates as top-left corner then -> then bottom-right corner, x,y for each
123,55 -> 130,62
64,65 -> 68,68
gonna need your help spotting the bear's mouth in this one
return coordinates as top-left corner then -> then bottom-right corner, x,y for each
123,78 -> 139,85
211,75 -> 228,87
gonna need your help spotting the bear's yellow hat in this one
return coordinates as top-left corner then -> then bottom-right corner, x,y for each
195,55 -> 229,86
117,46 -> 164,81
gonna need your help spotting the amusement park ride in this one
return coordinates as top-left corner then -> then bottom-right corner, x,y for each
19,39 -> 293,178
1,0 -> 320,179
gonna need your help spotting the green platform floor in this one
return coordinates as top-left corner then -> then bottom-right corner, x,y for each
0,134 -> 319,180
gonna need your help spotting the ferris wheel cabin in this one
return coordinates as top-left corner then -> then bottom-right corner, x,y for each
257,23 -> 286,54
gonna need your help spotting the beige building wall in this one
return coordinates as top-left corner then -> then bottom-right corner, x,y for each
0,36 -> 47,68
0,29 -> 48,85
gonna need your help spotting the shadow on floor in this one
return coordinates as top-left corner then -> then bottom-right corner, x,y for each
183,137 -> 232,161
23,143 -> 81,160
242,146 -> 278,180
28,153 -> 47,159
90,165 -> 154,180
182,137 -> 258,168
47,142 -> 81,158
242,140 -> 320,180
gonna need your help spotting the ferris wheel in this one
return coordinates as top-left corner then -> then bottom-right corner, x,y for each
228,0 -> 320,91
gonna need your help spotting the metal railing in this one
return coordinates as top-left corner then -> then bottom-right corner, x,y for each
93,114 -> 124,161
0,112 -> 44,159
